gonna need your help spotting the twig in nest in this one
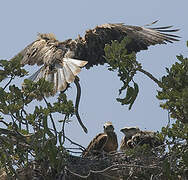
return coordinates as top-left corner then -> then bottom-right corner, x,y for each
65,147 -> 83,154
64,165 -> 119,180
66,150 -> 82,154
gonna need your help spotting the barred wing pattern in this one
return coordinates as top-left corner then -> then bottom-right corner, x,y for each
16,21 -> 180,92
19,33 -> 87,93
71,22 -> 180,68
82,133 -> 108,157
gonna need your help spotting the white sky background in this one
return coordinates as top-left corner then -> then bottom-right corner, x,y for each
0,0 -> 188,150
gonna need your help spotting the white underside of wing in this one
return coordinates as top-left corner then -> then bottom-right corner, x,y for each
27,58 -> 88,94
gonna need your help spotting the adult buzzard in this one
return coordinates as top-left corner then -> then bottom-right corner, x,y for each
16,21 -> 180,93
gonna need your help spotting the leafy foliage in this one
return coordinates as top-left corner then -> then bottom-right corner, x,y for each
157,51 -> 188,123
0,56 -> 75,179
0,54 -> 27,82
104,37 -> 140,109
104,37 -> 188,179
0,38 -> 187,179
160,120 -> 188,179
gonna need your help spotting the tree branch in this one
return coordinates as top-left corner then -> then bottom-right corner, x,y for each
3,76 -> 14,90
74,76 -> 88,133
43,96 -> 58,139
137,68 -> 163,88
64,135 -> 85,150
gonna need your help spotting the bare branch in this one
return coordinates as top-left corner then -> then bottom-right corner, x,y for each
3,76 -> 14,90
61,114 -> 67,145
137,67 -> 163,88
43,96 -> 58,139
74,76 -> 88,133
64,136 -> 85,150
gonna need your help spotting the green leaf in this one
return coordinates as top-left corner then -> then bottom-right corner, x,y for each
128,82 -> 139,110
104,37 -> 139,108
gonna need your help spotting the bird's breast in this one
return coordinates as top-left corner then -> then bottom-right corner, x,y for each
103,133 -> 118,152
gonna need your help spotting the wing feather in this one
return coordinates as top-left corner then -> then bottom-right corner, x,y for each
69,22 -> 180,68
26,60 -> 84,95
19,34 -> 65,66
62,62 -> 75,83
17,33 -> 88,95
66,61 -> 81,76
82,133 -> 108,157
15,22 -> 179,70
64,58 -> 88,67
63,58 -> 88,76
56,67 -> 67,91
15,22 -> 180,93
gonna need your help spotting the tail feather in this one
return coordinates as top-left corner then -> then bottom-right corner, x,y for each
64,58 -> 88,68
26,58 -> 88,95
45,72 -> 54,83
65,61 -> 81,76
28,67 -> 43,81
57,67 -> 67,91
53,71 -> 58,92
62,62 -> 75,83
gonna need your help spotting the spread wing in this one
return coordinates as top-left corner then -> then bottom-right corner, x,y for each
82,133 -> 108,157
71,22 -> 180,68
16,33 -> 87,93
19,33 -> 59,66
13,21 -> 180,92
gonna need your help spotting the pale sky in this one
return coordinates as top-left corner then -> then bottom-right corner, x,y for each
0,0 -> 188,151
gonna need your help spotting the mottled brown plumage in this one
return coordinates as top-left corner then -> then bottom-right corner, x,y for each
18,33 -> 88,94
77,22 -> 180,68
120,127 -> 140,151
82,122 -> 118,157
120,127 -> 163,151
131,131 -> 163,148
15,21 -> 180,94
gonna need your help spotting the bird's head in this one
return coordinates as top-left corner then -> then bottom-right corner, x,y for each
120,127 -> 140,139
103,121 -> 114,133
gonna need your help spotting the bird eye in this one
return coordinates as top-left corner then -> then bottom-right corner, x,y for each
109,125 -> 113,129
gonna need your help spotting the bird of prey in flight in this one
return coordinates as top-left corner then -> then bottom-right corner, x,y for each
15,21 -> 180,94
82,122 -> 118,157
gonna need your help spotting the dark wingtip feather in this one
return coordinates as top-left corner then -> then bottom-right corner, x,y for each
157,29 -> 180,32
145,21 -> 181,42
160,33 -> 181,38
144,20 -> 159,26
151,24 -> 181,42
150,25 -> 173,30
